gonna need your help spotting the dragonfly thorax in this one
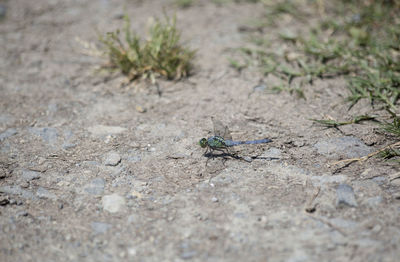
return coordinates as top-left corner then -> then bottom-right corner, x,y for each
199,136 -> 228,149
206,136 -> 227,149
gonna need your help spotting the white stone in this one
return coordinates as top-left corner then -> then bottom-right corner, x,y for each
102,194 -> 126,213
104,151 -> 121,166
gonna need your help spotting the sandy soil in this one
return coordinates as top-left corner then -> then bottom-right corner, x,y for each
1,0 -> 399,261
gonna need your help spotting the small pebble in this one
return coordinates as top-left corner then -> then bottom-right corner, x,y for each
0,196 -> 9,206
365,196 -> 382,206
91,222 -> 112,234
127,248 -> 137,256
104,151 -> 121,166
102,194 -> 126,213
293,140 -> 305,147
180,242 -> 197,260
211,197 -> 219,203
336,184 -> 358,207
390,178 -> 400,187
253,84 -> 267,92
181,250 -> 197,260
0,4 -> 6,20
314,136 -> 371,159
16,211 -> 28,217
0,128 -> 17,141
0,185 -> 37,200
0,168 -> 7,179
371,224 -> 382,233
372,176 -> 386,185
135,105 -> 146,113
127,214 -> 136,224
20,181 -> 29,188
242,156 -> 252,162
84,178 -> 105,195
21,170 -> 41,181
329,217 -> 358,229
36,187 -> 57,200
87,125 -> 127,136
62,143 -> 76,150
126,155 -> 141,163
261,147 -> 282,159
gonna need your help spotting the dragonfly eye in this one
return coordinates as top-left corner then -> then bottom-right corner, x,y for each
199,138 -> 207,148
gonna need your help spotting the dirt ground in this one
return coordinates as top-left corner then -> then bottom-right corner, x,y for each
1,0 -> 399,261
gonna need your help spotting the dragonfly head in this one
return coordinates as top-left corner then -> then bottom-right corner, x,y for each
199,138 -> 208,148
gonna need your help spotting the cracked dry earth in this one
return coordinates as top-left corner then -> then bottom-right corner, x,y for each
0,0 -> 399,261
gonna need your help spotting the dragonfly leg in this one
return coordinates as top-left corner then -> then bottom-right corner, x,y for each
203,147 -> 209,156
221,147 -> 238,158
214,147 -> 235,164
222,157 -> 228,167
205,146 -> 233,166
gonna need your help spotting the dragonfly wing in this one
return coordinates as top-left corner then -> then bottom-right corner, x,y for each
211,117 -> 233,140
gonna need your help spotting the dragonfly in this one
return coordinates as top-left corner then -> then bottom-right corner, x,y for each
199,117 -> 272,158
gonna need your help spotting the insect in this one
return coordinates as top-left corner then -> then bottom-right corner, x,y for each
199,117 -> 272,158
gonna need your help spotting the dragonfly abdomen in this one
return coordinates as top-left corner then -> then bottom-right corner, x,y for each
225,138 -> 272,147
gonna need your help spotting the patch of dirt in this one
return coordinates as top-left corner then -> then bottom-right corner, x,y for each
0,0 -> 399,261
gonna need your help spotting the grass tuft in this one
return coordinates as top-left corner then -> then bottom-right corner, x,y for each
382,117 -> 400,137
99,15 -> 195,82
